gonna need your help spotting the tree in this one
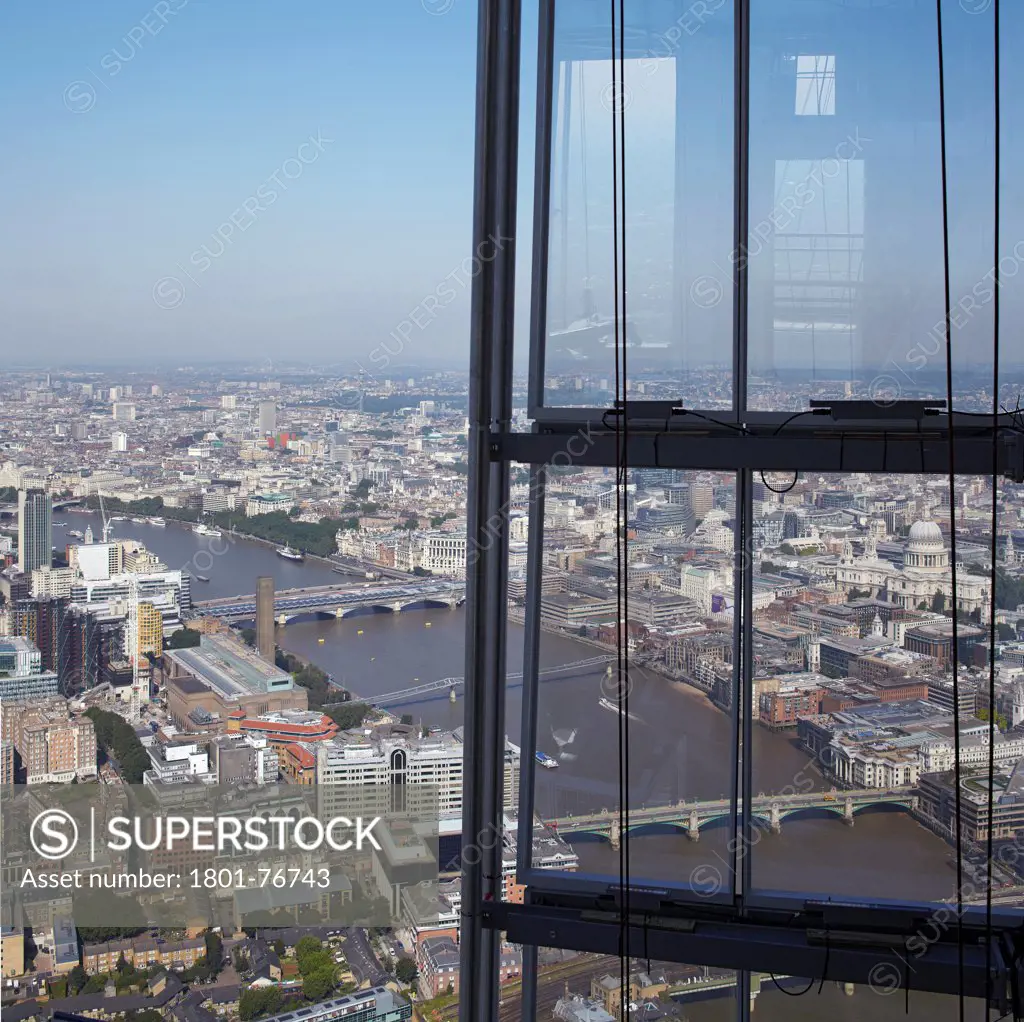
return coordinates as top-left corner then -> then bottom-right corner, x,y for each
294,935 -> 323,973
203,930 -> 223,976
116,952 -> 129,974
302,964 -> 336,1002
402,516 -> 419,531
978,707 -> 1010,730
83,974 -> 109,993
273,939 -> 286,958
931,590 -> 946,614
326,702 -> 370,730
998,622 -> 1017,641
167,627 -> 201,649
395,957 -> 418,984
240,627 -> 257,647
83,709 -> 152,784
400,714 -> 414,726
995,567 -> 1024,611
68,964 -> 88,994
239,986 -> 282,1021
233,948 -> 250,974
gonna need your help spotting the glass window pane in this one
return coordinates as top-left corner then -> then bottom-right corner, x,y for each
496,953 -> 737,1022
753,975 -> 986,1021
748,471 -> 1019,912
745,0 -> 999,411
540,0 -> 734,411
521,467 -> 738,894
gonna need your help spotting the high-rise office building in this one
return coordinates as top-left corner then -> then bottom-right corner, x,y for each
11,597 -> 68,678
221,394 -> 237,410
18,488 -> 51,573
256,576 -> 275,664
136,601 -> 164,658
258,400 -> 277,435
111,430 -> 128,452
689,481 -> 715,524
113,401 -> 136,421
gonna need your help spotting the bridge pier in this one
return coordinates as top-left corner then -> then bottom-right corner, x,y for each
843,797 -> 855,826
687,809 -> 700,842
770,803 -> 781,835
392,602 -> 403,613
276,614 -> 287,626
335,607 -> 344,618
609,817 -> 621,850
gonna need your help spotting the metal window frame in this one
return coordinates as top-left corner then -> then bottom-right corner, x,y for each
462,0 -> 1022,1016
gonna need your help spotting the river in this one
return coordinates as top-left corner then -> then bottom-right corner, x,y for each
56,512 -> 959,903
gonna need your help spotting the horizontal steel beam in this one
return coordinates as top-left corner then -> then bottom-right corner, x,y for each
487,900 -> 1004,1001
495,428 -> 1024,479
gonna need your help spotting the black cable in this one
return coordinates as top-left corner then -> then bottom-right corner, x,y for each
759,470 -> 798,495
987,0 -> 1002,1011
617,0 -> 632,995
768,974 -> 815,997
608,0 -> 629,1004
679,409 -> 753,435
934,2 -> 966,1017
815,930 -> 831,994
771,409 -> 819,436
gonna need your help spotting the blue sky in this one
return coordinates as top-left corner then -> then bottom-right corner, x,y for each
0,0 -> 1018,388
0,1 -> 497,367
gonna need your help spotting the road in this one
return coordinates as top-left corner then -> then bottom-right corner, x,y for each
342,928 -> 387,986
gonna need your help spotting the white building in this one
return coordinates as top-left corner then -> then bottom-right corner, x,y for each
420,532 -> 467,577
246,492 -> 293,517
836,519 -> 990,616
829,740 -> 921,788
112,402 -> 136,421
111,430 -> 128,452
258,400 -> 277,435
31,565 -> 78,599
680,565 -> 715,615
317,725 -> 519,818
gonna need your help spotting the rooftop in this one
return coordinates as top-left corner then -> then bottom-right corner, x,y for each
166,633 -> 293,699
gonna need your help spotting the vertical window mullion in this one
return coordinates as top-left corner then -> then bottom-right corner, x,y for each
528,0 -> 556,419
516,466 -> 547,879
739,469 -> 755,907
733,0 -> 751,418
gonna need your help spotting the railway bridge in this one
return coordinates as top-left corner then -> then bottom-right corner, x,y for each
192,580 -> 465,625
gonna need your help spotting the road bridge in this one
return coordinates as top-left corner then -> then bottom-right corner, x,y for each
545,788 -> 919,847
192,580 -> 465,624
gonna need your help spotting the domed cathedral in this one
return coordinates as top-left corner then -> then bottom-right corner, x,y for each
903,519 -> 949,572
835,516 -> 990,617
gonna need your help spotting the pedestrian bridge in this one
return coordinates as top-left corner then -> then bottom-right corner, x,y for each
192,580 -> 465,624
364,653 -> 658,707
545,788 -> 919,847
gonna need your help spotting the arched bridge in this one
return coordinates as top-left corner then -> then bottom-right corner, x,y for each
365,652 -> 658,707
546,788 -> 919,847
192,580 -> 465,624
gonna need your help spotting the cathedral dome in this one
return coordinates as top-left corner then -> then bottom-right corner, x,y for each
907,520 -> 944,549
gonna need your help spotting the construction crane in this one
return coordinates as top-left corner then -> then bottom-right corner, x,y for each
98,491 -> 112,544
125,573 -> 146,723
